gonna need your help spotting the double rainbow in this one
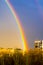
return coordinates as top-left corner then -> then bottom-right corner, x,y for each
5,0 -> 28,51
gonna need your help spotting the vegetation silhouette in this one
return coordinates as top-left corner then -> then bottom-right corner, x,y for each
0,48 -> 43,65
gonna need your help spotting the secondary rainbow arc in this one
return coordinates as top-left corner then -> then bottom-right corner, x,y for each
5,0 -> 28,51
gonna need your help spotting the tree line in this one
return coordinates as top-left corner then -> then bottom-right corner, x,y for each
0,48 -> 43,65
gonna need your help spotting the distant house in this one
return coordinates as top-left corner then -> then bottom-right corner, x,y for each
34,40 -> 43,50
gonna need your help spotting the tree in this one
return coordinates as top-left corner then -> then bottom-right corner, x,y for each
13,49 -> 25,65
3,54 -> 14,65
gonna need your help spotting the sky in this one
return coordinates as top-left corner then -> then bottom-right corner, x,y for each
0,0 -> 43,49
0,0 -> 23,49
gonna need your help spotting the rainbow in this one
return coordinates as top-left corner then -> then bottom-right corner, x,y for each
5,0 -> 28,51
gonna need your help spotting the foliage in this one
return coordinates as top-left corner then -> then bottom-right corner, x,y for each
0,48 -> 43,65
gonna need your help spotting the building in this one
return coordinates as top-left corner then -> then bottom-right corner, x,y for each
34,40 -> 43,49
